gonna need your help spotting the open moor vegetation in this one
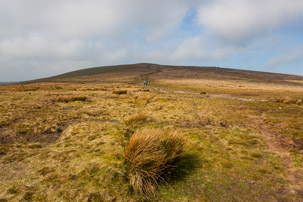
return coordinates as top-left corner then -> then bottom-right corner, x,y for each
0,63 -> 303,201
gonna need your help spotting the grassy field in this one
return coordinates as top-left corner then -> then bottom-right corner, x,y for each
1,64 -> 303,201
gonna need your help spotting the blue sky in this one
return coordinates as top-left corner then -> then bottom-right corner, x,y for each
0,0 -> 302,81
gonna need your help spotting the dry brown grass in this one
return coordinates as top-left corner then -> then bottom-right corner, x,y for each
56,96 -> 87,103
124,129 -> 185,196
124,113 -> 150,126
0,83 -> 65,92
113,90 -> 127,95
133,95 -> 152,105
158,79 -> 303,96
1,66 -> 303,200
273,97 -> 302,105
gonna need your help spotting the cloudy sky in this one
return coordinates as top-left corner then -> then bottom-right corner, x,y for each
0,0 -> 303,81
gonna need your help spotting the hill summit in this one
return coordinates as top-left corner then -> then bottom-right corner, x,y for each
25,63 -> 303,86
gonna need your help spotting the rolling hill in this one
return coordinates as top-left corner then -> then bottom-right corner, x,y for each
24,63 -> 303,86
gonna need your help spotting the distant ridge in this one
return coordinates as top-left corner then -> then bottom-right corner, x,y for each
0,82 -> 17,85
22,63 -> 303,86
22,63 -> 146,84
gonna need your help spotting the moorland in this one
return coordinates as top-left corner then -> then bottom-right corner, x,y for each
0,63 -> 303,201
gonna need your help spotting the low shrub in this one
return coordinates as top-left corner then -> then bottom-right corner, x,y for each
113,90 -> 127,95
56,96 -> 87,103
124,129 -> 185,196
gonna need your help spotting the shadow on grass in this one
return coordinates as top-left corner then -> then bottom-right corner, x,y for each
166,153 -> 201,182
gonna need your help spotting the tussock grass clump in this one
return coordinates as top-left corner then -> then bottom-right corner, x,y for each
56,96 -> 87,103
113,90 -> 127,95
273,97 -> 302,105
125,113 -> 150,126
283,98 -> 298,104
124,129 -> 185,196
134,95 -> 152,105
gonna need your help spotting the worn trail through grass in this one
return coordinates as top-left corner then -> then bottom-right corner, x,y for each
151,86 -> 269,102
251,112 -> 303,199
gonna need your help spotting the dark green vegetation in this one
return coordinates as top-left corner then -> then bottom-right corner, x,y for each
0,63 -> 303,201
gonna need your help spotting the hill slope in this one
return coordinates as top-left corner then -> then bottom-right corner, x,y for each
25,63 -> 303,86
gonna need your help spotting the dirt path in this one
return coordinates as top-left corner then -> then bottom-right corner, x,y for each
249,113 -> 303,201
151,86 -> 268,102
133,67 -> 268,102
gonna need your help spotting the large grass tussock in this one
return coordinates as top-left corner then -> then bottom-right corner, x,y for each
56,96 -> 87,103
113,90 -> 127,95
124,129 -> 185,196
124,112 -> 150,126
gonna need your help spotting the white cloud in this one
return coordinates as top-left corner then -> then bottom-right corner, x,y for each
0,34 -> 83,59
171,36 -> 238,60
137,0 -> 189,42
0,1 -> 128,38
0,0 -> 302,81
0,0 -> 190,40
197,0 -> 303,42
0,0 -> 193,81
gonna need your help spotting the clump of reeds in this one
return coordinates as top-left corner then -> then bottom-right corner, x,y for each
56,96 -> 87,103
113,90 -> 127,95
124,129 -> 185,196
124,113 -> 150,126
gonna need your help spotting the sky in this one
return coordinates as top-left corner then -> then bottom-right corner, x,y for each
0,0 -> 303,82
